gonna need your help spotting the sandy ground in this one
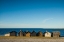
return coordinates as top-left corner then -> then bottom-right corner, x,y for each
0,38 -> 64,42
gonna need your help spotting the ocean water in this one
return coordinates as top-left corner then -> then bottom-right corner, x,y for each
0,28 -> 64,36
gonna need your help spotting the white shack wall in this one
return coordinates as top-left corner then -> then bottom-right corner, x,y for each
5,33 -> 10,36
45,32 -> 51,37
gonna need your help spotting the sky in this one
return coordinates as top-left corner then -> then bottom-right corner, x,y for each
0,0 -> 64,28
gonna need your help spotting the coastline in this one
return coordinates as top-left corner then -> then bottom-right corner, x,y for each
0,36 -> 64,39
0,37 -> 64,42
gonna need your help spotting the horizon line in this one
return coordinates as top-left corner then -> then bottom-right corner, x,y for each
0,27 -> 64,29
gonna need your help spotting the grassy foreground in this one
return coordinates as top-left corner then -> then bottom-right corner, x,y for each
0,36 -> 64,39
0,36 -> 64,42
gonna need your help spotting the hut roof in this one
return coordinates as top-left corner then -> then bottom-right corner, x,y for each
10,31 -> 17,33
53,31 -> 60,33
18,30 -> 23,33
31,31 -> 36,33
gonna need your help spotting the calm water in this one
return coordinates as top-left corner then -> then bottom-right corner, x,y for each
0,28 -> 64,36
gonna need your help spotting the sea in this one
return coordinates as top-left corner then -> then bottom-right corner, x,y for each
0,28 -> 64,36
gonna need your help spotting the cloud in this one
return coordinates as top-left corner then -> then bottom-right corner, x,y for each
0,24 -> 40,28
0,23 -> 64,28
42,18 -> 53,23
0,24 -> 30,28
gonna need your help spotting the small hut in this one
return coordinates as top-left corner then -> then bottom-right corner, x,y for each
4,33 -> 10,36
10,31 -> 17,36
37,31 -> 43,37
44,31 -> 51,37
23,30 -> 30,37
23,31 -> 26,36
31,31 -> 36,37
18,30 -> 23,36
52,31 -> 60,37
26,32 -> 30,37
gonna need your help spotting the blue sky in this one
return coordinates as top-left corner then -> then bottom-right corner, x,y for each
0,0 -> 64,28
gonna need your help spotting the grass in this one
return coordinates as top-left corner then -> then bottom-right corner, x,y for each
0,36 -> 63,39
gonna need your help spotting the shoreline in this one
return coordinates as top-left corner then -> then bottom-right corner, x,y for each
0,36 -> 64,42
0,36 -> 64,39
0,37 -> 64,42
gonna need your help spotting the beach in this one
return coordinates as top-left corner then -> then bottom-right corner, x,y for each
0,37 -> 64,42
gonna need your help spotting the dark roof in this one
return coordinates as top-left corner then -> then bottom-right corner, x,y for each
53,31 -> 60,33
18,30 -> 23,33
31,31 -> 36,33
10,31 -> 17,33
